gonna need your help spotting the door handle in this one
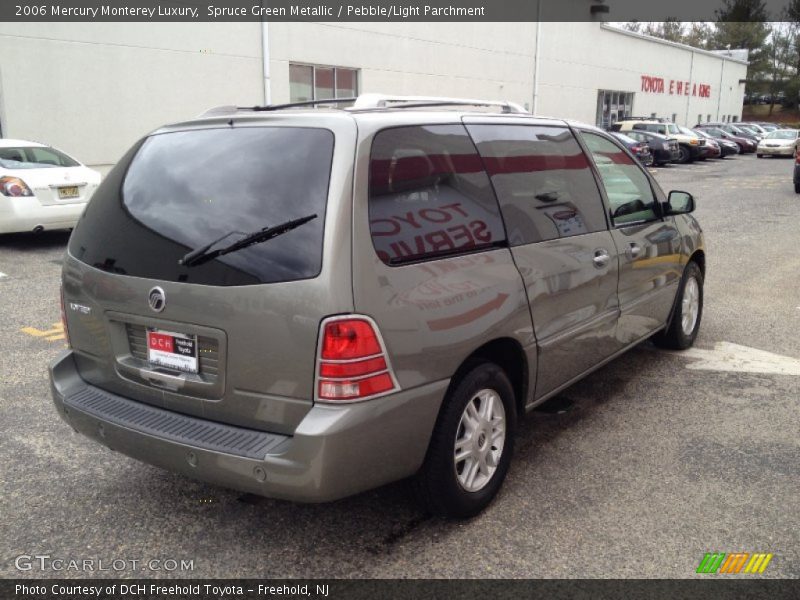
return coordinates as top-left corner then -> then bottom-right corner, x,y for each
593,249 -> 610,268
628,243 -> 642,259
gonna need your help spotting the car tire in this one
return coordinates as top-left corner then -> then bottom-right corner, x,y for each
677,145 -> 692,164
652,261 -> 704,351
414,361 -> 516,519
757,153 -> 763,158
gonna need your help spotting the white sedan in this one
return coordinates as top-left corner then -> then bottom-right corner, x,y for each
756,129 -> 800,158
0,139 -> 101,234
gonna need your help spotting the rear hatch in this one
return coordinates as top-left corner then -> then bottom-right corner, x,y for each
63,114 -> 356,434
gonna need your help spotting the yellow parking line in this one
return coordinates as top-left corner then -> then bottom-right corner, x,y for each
21,323 -> 65,342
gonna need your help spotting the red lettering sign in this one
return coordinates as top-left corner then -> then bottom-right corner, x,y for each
641,75 -> 665,93
643,75 -> 711,98
148,332 -> 174,353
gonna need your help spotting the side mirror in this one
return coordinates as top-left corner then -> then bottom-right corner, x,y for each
666,190 -> 695,215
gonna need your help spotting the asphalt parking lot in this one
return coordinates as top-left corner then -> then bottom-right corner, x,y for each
2,153 -> 799,579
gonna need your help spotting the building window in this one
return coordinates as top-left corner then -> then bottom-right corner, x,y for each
707,114 -> 711,122
596,90 -> 634,129
650,113 -> 657,118
290,64 -> 358,103
671,113 -> 677,123
698,114 -> 702,125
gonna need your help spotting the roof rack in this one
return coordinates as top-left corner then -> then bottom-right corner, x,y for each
199,93 -> 528,118
199,98 -> 357,117
249,98 -> 358,112
623,116 -> 673,123
352,93 -> 527,114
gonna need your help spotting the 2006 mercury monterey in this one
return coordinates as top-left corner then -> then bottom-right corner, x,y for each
50,94 -> 705,517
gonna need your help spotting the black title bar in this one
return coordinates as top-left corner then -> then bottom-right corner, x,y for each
4,579 -> 800,600
3,0 -> 800,22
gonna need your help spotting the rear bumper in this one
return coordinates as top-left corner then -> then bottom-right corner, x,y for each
50,350 -> 447,502
0,196 -> 86,234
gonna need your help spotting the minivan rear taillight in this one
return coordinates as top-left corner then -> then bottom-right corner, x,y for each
316,316 -> 399,402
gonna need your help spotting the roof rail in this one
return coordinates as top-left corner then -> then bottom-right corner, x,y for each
199,94 -> 528,118
249,98 -> 358,112
353,93 -> 527,114
198,98 -> 357,117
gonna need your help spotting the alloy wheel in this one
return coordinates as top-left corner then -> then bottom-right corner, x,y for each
454,388 -> 506,492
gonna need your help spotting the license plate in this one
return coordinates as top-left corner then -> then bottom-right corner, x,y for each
146,329 -> 198,373
58,186 -> 80,199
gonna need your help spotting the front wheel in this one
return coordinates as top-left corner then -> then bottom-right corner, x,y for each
415,362 -> 516,518
677,145 -> 692,164
652,261 -> 703,350
757,153 -> 764,158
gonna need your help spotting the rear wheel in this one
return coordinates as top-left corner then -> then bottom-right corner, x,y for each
677,145 -> 692,164
757,153 -> 764,158
652,261 -> 703,350
415,362 -> 516,518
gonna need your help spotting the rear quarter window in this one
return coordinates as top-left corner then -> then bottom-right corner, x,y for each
368,124 -> 505,265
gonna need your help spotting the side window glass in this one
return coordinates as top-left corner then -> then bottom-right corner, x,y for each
579,131 -> 659,226
467,124 -> 607,245
368,125 -> 506,265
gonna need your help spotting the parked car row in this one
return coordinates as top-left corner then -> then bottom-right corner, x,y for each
608,119 -> 753,167
0,139 -> 101,234
607,118 -> 800,170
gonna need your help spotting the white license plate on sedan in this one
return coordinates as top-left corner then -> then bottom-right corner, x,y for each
58,186 -> 80,199
146,329 -> 198,373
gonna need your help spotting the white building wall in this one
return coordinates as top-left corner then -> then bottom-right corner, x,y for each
0,23 -> 264,172
535,23 -> 747,126
267,22 -> 538,107
0,21 -> 747,173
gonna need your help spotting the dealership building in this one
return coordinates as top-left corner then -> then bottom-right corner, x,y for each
0,21 -> 748,172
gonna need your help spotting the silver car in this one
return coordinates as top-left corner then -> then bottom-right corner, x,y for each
756,129 -> 800,158
50,95 -> 705,518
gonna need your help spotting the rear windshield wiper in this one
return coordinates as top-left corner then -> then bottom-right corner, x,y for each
179,214 -> 318,268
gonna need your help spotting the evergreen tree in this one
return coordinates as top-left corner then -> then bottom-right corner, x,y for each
712,0 -> 771,90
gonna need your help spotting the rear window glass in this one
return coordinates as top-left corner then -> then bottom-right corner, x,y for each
69,127 -> 333,286
0,146 -> 79,169
368,125 -> 505,265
